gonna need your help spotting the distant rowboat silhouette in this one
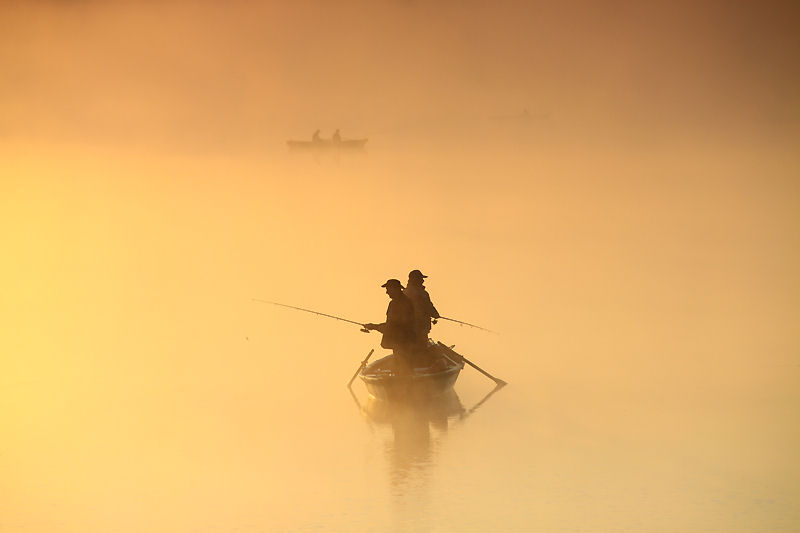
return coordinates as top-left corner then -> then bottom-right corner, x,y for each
286,138 -> 368,150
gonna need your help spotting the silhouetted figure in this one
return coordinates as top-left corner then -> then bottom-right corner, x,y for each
332,129 -> 341,143
312,129 -> 321,143
403,269 -> 440,347
365,279 -> 416,373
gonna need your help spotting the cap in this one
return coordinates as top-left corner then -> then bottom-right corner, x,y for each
408,269 -> 427,279
381,279 -> 404,289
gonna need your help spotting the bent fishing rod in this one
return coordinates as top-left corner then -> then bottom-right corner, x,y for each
252,299 -> 370,333
437,316 -> 499,335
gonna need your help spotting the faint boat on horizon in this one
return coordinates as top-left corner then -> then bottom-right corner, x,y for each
286,138 -> 368,150
359,342 -> 465,402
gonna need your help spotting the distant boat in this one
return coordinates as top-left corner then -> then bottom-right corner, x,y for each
490,109 -> 550,121
359,342 -> 465,402
286,138 -> 368,150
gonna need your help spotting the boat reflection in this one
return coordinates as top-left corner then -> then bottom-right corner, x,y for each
350,384 -> 505,490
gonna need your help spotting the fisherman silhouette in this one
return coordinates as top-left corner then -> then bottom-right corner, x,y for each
332,129 -> 341,143
403,269 -> 440,347
364,279 -> 416,373
312,129 -> 321,143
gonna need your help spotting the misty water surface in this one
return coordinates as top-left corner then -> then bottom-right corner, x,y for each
2,137 -> 798,532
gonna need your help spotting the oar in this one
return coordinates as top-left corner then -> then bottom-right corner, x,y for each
463,356 -> 507,387
347,348 -> 375,388
437,342 -> 507,387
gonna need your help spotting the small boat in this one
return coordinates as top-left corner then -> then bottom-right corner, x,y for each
286,138 -> 368,150
359,341 -> 465,402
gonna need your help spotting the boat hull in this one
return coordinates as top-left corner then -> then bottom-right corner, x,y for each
286,139 -> 367,150
359,345 -> 465,402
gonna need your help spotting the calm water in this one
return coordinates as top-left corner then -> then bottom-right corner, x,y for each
1,139 -> 798,532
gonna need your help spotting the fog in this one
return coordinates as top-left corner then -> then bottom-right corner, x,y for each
1,1 -> 799,532
3,1 -> 798,149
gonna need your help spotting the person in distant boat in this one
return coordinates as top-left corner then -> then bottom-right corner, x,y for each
364,279 -> 416,371
403,269 -> 440,346
332,129 -> 341,143
312,129 -> 321,143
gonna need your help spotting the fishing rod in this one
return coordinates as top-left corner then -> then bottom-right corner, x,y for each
252,299 -> 370,332
438,316 -> 499,335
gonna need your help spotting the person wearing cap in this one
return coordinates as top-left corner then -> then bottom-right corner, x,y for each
403,269 -> 440,346
364,279 -> 416,360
